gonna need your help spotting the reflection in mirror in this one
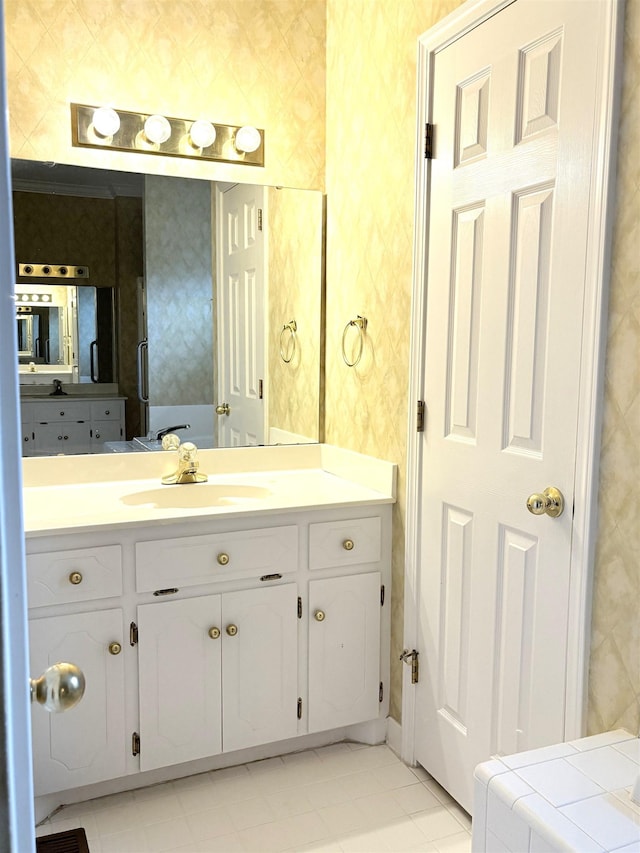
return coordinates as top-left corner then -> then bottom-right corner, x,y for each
11,160 -> 325,453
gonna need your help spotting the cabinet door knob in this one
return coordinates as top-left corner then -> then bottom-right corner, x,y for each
226,624 -> 238,636
314,609 -> 326,622
217,552 -> 230,566
108,642 -> 122,655
342,539 -> 354,551
208,627 -> 221,640
69,571 -> 83,585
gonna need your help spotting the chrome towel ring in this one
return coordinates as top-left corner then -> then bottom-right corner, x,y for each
342,315 -> 368,367
280,320 -> 297,363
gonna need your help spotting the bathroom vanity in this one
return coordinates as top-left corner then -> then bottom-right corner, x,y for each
20,396 -> 125,456
22,444 -> 395,812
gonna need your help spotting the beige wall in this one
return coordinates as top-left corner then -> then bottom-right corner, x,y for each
5,0 -> 639,735
325,0 -> 640,730
5,0 -> 325,190
267,186 -> 324,443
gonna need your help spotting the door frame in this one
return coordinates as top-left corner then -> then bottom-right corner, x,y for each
402,0 -> 625,765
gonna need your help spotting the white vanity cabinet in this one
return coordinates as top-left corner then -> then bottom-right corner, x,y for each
27,545 -> 127,796
20,397 -> 125,456
25,495 -> 392,802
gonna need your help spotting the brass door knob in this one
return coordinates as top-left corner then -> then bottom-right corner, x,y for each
108,642 -> 122,655
226,624 -> 238,636
217,552 -> 230,566
314,610 -> 326,622
342,539 -> 354,551
30,662 -> 85,713
208,627 -> 221,639
69,571 -> 83,585
526,486 -> 564,518
216,403 -> 230,416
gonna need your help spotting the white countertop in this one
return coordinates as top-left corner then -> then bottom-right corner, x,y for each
22,444 -> 397,537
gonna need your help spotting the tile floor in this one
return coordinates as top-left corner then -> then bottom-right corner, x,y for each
35,742 -> 472,852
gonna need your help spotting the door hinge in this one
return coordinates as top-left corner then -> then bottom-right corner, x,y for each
400,649 -> 420,684
297,697 -> 303,719
130,621 -> 138,646
297,596 -> 302,619
380,585 -> 385,606
259,379 -> 263,400
258,208 -> 263,231
379,682 -> 384,703
424,123 -> 434,159
132,732 -> 140,756
417,400 -> 425,432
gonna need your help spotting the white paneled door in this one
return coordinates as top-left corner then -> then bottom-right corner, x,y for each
217,184 -> 266,448
410,0 -> 620,813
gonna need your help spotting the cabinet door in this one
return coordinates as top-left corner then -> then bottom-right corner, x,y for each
222,584 -> 298,752
91,420 -> 123,452
308,572 -> 381,733
34,421 -> 91,455
29,609 -> 126,796
138,595 -> 222,772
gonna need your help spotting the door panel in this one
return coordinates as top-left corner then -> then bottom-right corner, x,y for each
414,0 -> 608,812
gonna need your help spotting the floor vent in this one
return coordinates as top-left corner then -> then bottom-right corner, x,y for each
36,827 -> 90,853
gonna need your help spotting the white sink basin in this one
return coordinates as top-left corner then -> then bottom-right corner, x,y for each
120,483 -> 272,509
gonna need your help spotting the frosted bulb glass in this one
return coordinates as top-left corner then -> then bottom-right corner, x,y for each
235,125 -> 261,153
92,107 -> 120,137
144,114 -> 171,144
189,120 -> 217,149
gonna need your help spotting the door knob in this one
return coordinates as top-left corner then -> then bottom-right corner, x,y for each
30,662 -> 85,713
216,403 -> 230,416
226,624 -> 238,636
526,486 -> 564,518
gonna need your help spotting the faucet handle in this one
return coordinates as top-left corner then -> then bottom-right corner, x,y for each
161,433 -> 181,451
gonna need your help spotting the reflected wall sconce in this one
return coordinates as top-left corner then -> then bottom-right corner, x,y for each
71,104 -> 265,167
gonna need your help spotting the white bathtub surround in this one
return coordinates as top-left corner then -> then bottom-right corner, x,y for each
474,730 -> 640,852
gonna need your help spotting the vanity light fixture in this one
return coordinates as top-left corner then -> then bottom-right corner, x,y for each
71,104 -> 265,167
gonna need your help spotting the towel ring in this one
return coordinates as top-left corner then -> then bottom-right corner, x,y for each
279,320 -> 297,364
342,315 -> 368,367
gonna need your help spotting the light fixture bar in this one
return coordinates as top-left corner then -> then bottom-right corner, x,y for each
71,104 -> 265,167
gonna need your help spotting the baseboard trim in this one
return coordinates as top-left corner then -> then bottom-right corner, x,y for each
386,716 -> 403,757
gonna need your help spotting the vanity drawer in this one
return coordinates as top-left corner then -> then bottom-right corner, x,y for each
136,525 -> 298,592
308,517 -> 381,570
33,402 -> 89,423
91,401 -> 122,421
27,545 -> 123,608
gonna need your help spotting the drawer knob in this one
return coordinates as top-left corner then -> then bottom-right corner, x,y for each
208,626 -> 221,640
342,539 -> 355,551
314,609 -> 326,622
69,571 -> 83,585
108,642 -> 122,655
226,624 -> 238,636
217,552 -> 230,566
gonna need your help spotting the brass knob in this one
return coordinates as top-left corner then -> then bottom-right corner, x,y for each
69,571 -> 83,585
108,642 -> 122,655
342,539 -> 354,551
216,403 -> 230,416
208,627 -> 221,639
526,486 -> 564,518
314,610 -> 326,622
226,624 -> 238,636
217,552 -> 230,566
30,662 -> 85,713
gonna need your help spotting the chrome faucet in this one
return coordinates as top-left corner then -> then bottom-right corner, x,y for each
155,423 -> 190,441
161,436 -> 207,485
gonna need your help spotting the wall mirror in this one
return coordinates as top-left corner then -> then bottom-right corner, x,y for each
11,159 -> 325,452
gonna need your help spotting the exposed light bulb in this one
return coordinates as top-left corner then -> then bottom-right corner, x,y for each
144,114 -> 171,144
92,107 -> 120,138
235,125 -> 261,154
189,120 -> 217,149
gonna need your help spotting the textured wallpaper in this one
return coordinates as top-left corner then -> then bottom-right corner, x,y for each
326,0 -> 640,732
144,175 -> 213,407
5,0 -> 325,191
267,186 -> 324,442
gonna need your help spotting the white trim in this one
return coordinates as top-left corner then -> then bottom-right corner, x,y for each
386,716 -> 403,759
403,0 -> 623,763
0,6 -> 36,849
